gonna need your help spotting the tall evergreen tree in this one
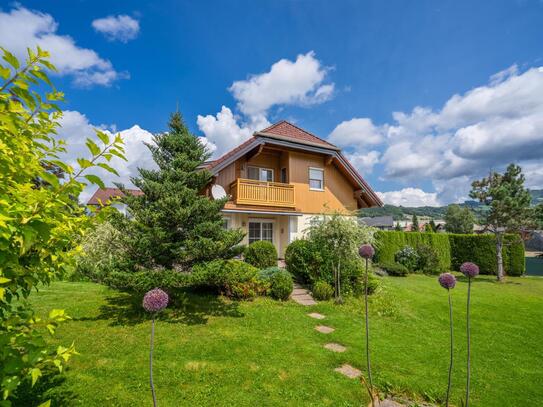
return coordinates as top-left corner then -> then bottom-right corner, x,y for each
118,111 -> 244,269
411,214 -> 419,232
470,164 -> 531,281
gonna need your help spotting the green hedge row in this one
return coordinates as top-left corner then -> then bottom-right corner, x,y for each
449,234 -> 525,276
374,231 -> 451,271
375,231 -> 525,276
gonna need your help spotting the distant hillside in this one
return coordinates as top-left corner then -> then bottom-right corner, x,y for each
360,189 -> 542,220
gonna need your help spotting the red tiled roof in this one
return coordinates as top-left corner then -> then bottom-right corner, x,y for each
87,187 -> 143,205
258,120 -> 337,149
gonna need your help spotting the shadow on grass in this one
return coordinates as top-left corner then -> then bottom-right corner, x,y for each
454,275 -> 522,285
75,289 -> 244,327
11,369 -> 77,407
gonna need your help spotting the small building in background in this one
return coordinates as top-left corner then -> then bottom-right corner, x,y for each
359,216 -> 394,230
87,187 -> 143,215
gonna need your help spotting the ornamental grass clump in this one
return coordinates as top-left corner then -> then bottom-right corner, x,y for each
143,288 -> 169,407
460,262 -> 479,407
438,272 -> 457,407
359,244 -> 376,407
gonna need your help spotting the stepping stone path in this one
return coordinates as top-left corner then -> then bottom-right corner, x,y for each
315,325 -> 335,334
324,343 -> 346,353
334,364 -> 362,379
307,312 -> 325,320
291,283 -> 317,306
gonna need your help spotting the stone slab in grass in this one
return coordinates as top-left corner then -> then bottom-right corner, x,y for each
315,325 -> 335,334
324,343 -> 346,352
334,364 -> 361,379
307,312 -> 325,320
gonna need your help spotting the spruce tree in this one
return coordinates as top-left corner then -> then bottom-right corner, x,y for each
118,111 -> 244,270
411,214 -> 419,232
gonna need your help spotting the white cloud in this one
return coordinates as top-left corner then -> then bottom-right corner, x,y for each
198,51 -> 333,158
197,106 -> 269,157
328,118 -> 384,149
355,64 -> 543,203
55,111 -> 155,202
0,6 -> 126,86
92,15 -> 140,43
346,151 -> 380,174
377,188 -> 440,207
229,51 -> 334,117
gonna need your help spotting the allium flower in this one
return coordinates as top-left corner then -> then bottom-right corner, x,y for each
438,273 -> 457,290
143,288 -> 169,313
359,244 -> 375,259
460,262 -> 480,278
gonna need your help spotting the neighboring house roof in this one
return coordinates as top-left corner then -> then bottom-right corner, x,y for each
87,187 -> 143,205
360,216 -> 394,228
204,120 -> 383,207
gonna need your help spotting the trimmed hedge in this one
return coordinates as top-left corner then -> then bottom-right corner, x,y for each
376,231 -> 525,276
449,234 -> 525,276
374,231 -> 451,271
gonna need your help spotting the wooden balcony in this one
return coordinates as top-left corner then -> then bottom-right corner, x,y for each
230,178 -> 295,208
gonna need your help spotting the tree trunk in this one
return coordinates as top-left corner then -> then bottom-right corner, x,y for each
496,233 -> 504,281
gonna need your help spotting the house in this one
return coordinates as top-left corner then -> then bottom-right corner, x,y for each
359,216 -> 394,230
87,187 -> 143,215
204,120 -> 382,257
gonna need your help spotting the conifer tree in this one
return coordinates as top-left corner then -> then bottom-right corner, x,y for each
118,111 -> 244,269
411,214 -> 419,232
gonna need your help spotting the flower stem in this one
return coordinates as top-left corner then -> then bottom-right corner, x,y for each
150,316 -> 157,407
446,289 -> 454,407
466,277 -> 471,407
364,257 -> 374,407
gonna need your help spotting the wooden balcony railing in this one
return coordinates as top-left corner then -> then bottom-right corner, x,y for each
230,178 -> 295,208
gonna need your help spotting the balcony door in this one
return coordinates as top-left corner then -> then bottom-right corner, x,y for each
248,220 -> 274,244
248,166 -> 274,182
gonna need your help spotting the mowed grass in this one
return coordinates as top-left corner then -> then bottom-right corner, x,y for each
29,275 -> 543,406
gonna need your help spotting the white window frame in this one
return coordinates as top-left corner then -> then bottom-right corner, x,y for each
309,167 -> 324,191
248,218 -> 275,244
247,166 -> 274,182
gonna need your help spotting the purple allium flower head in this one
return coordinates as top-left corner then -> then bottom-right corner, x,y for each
359,244 -> 375,259
143,288 -> 169,312
438,273 -> 457,289
460,262 -> 480,278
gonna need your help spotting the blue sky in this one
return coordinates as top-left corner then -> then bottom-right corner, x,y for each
2,1 -> 543,205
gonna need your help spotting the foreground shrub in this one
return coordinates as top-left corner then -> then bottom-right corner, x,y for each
377,261 -> 408,277
0,47 -> 125,400
104,270 -> 192,293
257,266 -> 282,281
244,241 -> 278,268
395,246 -> 419,272
416,244 -> 442,274
192,260 -> 266,299
269,270 -> 294,301
285,239 -> 321,283
312,281 -> 334,300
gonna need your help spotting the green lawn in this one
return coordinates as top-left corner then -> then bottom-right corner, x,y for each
28,275 -> 543,406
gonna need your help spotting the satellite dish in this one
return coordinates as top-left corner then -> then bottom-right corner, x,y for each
211,184 -> 227,200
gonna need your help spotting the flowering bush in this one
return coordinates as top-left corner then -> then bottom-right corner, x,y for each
395,246 -> 419,272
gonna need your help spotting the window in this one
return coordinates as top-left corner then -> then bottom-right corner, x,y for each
309,167 -> 324,190
248,166 -> 273,182
248,221 -> 274,244
222,218 -> 230,230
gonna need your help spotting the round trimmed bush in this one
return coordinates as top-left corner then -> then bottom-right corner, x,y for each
269,270 -> 293,301
312,280 -> 334,301
377,261 -> 408,277
285,239 -> 321,283
244,241 -> 278,269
